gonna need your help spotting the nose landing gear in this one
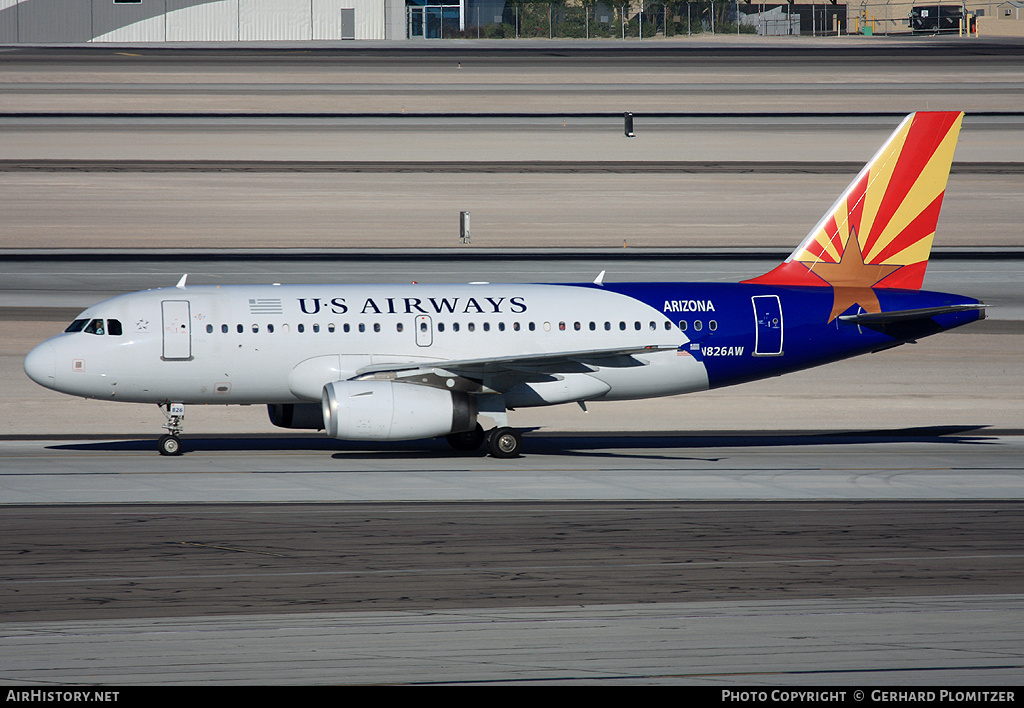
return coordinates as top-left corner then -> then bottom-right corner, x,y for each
158,402 -> 185,456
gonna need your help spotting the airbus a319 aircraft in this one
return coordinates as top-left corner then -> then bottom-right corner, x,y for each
25,112 -> 985,458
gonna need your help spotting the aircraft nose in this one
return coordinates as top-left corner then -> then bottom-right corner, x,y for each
24,341 -> 56,389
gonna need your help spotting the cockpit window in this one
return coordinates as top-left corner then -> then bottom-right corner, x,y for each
68,318 -> 122,335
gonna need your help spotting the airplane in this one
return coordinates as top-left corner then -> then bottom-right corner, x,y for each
24,111 -> 986,458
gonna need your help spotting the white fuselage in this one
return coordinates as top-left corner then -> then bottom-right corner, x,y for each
25,283 -> 711,408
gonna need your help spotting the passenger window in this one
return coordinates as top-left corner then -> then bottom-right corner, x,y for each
327,323 -> 335,333
268,324 -> 275,333
298,324 -> 305,333
678,320 -> 687,332
237,324 -> 244,333
222,324 -> 229,334
206,324 -> 213,334
693,321 -> 703,332
107,319 -> 123,336
709,320 -> 718,331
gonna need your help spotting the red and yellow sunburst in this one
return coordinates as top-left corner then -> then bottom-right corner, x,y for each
745,111 -> 964,321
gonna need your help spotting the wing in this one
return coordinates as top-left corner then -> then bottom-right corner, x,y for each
352,344 -> 681,394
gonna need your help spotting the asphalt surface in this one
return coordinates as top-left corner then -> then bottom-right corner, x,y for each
3,501 -> 1021,624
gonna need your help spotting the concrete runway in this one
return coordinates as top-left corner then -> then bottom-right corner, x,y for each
2,431 -> 1023,502
2,40 -> 1023,686
2,252 -> 1020,309
2,596 -> 1021,685
1,164 -> 1022,250
2,39 -> 1023,251
3,37 -> 1024,114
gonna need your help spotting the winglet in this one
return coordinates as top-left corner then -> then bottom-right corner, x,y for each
176,274 -> 188,289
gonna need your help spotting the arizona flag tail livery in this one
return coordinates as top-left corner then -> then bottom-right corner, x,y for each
24,112 -> 985,458
745,111 -> 964,320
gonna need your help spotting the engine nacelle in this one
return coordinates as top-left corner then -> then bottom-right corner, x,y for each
267,403 -> 325,430
321,380 -> 477,441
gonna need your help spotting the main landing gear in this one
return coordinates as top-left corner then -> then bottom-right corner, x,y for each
158,402 -> 185,456
445,424 -> 524,458
486,427 -> 523,458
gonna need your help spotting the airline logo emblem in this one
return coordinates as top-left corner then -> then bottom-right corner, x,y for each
296,296 -> 528,316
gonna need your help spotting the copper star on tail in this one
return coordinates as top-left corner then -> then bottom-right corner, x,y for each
801,230 -> 902,322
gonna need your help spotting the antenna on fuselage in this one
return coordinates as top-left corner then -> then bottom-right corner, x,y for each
593,270 -> 606,286
176,274 -> 188,289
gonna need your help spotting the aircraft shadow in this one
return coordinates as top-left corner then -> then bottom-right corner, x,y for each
44,424 -> 1000,457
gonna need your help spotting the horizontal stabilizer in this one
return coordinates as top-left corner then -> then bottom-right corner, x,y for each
838,303 -> 987,324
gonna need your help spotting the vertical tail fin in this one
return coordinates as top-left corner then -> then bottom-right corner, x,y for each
745,111 -> 964,292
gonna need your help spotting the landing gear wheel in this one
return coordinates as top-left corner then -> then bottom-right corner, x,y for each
446,424 -> 486,452
158,434 -> 183,456
486,427 -> 523,458
158,402 -> 186,456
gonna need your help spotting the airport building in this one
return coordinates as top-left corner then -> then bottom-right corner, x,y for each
0,0 -> 405,41
0,0 -> 1019,41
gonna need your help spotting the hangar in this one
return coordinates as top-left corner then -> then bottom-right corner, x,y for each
0,0 -> 405,41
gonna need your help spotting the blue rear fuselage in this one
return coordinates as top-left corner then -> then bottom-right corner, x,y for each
594,282 -> 984,389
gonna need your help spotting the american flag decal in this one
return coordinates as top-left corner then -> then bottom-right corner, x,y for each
248,298 -> 283,315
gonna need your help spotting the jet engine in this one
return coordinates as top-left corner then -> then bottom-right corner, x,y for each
321,380 -> 477,441
267,403 -> 325,430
